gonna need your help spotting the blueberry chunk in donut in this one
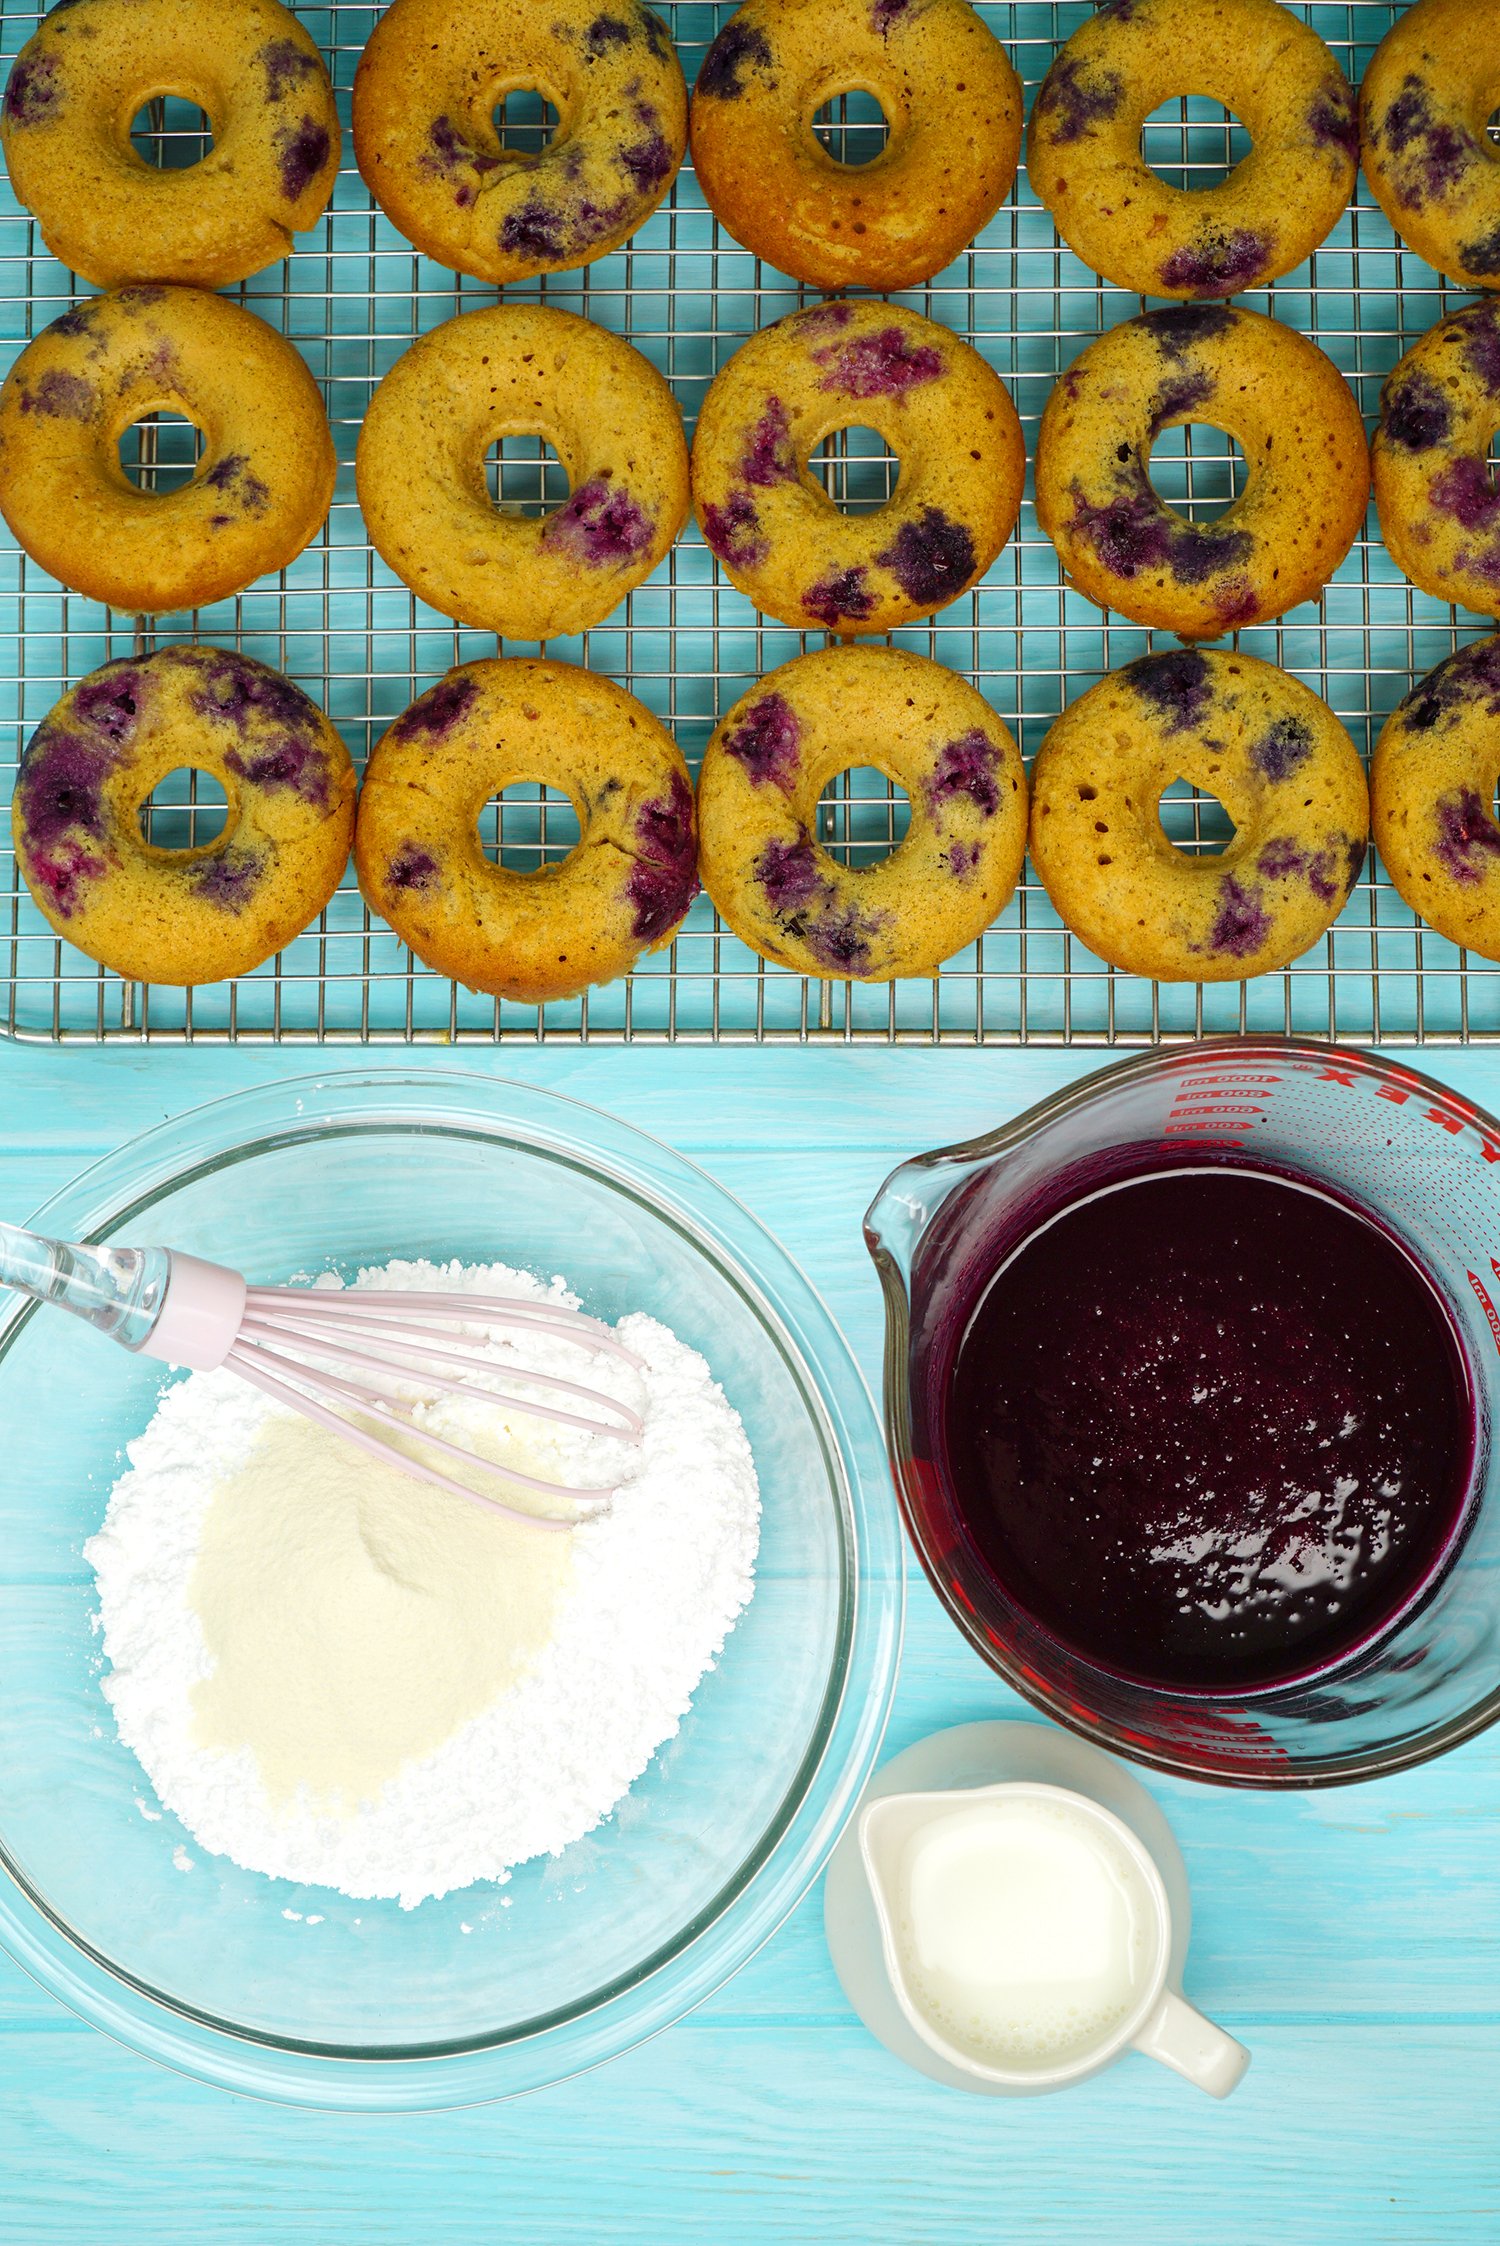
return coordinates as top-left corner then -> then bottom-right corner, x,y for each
1374,635 -> 1500,960
1375,301 -> 1500,618
1361,0 -> 1500,292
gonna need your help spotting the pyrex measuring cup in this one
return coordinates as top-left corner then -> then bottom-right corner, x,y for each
865,1039 -> 1500,1787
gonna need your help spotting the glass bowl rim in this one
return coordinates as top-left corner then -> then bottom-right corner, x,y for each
0,1067 -> 904,2107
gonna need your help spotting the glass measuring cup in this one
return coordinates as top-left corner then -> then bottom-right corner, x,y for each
866,1039 -> 1500,1787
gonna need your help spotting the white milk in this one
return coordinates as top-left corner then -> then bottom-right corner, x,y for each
891,1792 -> 1157,2071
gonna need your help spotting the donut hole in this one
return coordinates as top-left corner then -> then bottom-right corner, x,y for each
1157,776 -> 1236,857
818,766 -> 911,868
119,412 -> 204,495
810,88 -> 890,170
491,89 -> 559,159
809,424 -> 899,513
1147,423 -> 1247,524
129,95 -> 213,171
138,767 -> 229,852
478,783 -> 582,871
1140,96 -> 1251,192
486,435 -> 570,519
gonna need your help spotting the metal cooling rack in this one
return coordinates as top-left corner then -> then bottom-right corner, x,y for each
0,0 -> 1493,1045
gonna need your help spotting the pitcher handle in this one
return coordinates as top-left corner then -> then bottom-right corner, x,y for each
1133,1987 -> 1250,2098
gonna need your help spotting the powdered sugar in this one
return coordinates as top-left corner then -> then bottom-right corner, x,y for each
85,1259 -> 760,1909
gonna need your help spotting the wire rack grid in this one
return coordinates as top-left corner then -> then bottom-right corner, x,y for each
0,0 -> 1493,1046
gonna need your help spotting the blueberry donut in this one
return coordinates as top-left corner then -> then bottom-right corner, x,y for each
353,0 -> 684,285
1027,0 -> 1356,301
1361,0 -> 1500,293
0,286 -> 335,617
359,306 -> 687,642
1035,306 -> 1369,639
688,0 -> 1021,292
356,658 -> 697,1003
1373,637 -> 1500,959
696,647 -> 1026,981
692,301 -> 1023,635
1375,301 -> 1500,616
12,649 -> 355,986
0,0 -> 339,290
1030,650 -> 1368,983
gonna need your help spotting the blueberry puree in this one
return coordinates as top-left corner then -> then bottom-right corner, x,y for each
18,728 -> 114,850
73,667 -> 142,746
225,736 -> 328,805
20,369 -> 94,420
1069,478 -> 1249,588
804,565 -> 874,627
695,21 -> 771,100
1127,647 -> 1211,732
276,117 -> 330,201
386,845 -> 440,892
626,769 -> 698,941
544,475 -> 654,564
758,832 -> 821,909
722,692 -> 799,787
1434,787 -> 1500,883
927,728 -> 1000,816
1038,56 -> 1123,144
877,507 -> 975,606
699,490 -> 766,568
1382,371 -> 1454,451
1251,713 -> 1313,781
1205,874 -> 1271,957
393,674 -> 478,740
741,397 -> 796,486
1160,229 -> 1271,297
814,325 -> 943,399
939,1162 -> 1477,1693
4,51 -> 60,125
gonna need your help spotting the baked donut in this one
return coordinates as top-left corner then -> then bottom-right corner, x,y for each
358,305 -> 687,642
12,648 -> 355,986
1361,0 -> 1500,292
0,0 -> 339,290
1035,305 -> 1369,639
1373,635 -> 1500,959
697,647 -> 1026,980
1027,0 -> 1357,301
688,0 -> 1021,291
1030,649 -> 1368,983
692,301 -> 1023,634
353,0 -> 685,284
0,285 -> 335,616
1375,300 -> 1500,615
356,658 -> 698,1003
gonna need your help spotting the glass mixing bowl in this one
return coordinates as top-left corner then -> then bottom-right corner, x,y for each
0,1072 -> 902,2107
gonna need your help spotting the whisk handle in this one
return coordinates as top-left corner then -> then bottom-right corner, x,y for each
0,1221 -> 171,1350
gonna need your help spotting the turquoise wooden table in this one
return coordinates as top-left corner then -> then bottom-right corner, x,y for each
2,1038 -> 1497,2243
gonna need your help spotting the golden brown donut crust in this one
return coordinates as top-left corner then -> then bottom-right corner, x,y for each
1373,636 -> 1500,960
1374,300 -> 1500,618
1361,0 -> 1500,293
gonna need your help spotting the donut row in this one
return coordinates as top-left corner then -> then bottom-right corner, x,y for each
6,0 -> 1498,302
16,636 -> 1500,996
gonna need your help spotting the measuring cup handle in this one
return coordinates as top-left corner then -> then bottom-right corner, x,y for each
1133,1987 -> 1250,2098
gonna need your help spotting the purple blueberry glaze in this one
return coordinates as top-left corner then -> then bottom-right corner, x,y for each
1160,229 -> 1271,298
722,692 -> 799,787
758,831 -> 821,908
927,728 -> 1000,816
225,736 -> 329,806
17,727 -> 113,850
1434,788 -> 1500,883
1151,369 -> 1214,430
802,899 -> 886,976
1206,875 -> 1271,957
696,21 -> 771,100
1431,457 -> 1500,532
394,674 -> 479,741
741,397 -> 796,487
814,324 -> 943,399
276,117 -> 330,201
1140,304 -> 1237,356
585,13 -> 633,51
1309,84 -> 1359,158
1463,311 -> 1500,394
1038,56 -> 1123,144
699,490 -> 767,569
876,507 -> 975,607
387,846 -> 440,892
3,51 -> 60,126
1382,371 -> 1454,452
1251,713 -> 1313,782
191,854 -> 264,911
627,769 -> 698,941
1460,223 -> 1500,278
20,369 -> 95,420
1128,648 -> 1211,733
258,37 -> 319,100
73,667 -> 142,746
544,475 -> 655,564
501,199 -> 568,259
190,655 -> 319,734
946,839 -> 981,878
30,844 -> 105,920
804,566 -> 874,627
